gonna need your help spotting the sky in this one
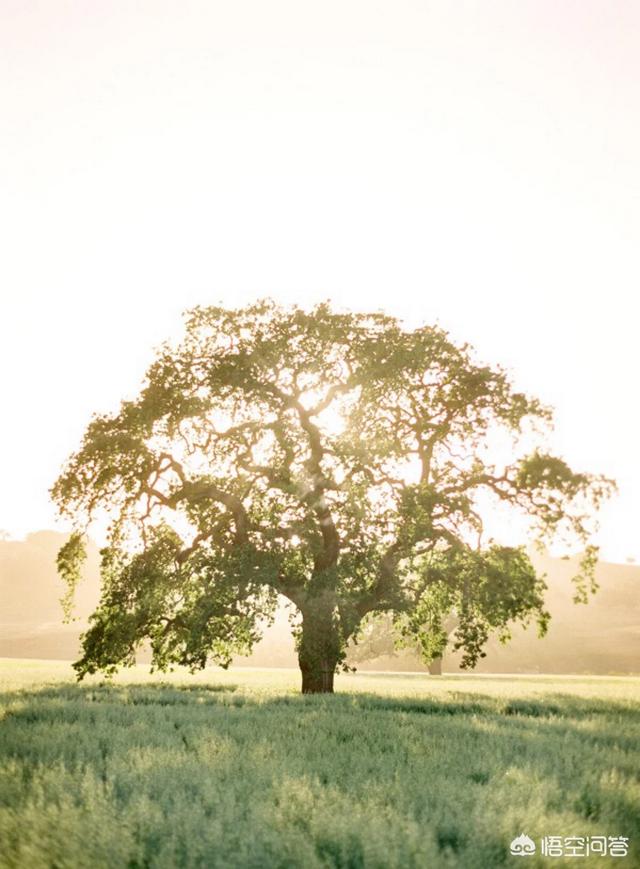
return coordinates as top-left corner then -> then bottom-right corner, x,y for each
1,1 -> 638,561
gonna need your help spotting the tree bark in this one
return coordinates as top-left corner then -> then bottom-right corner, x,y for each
298,599 -> 341,694
428,657 -> 443,675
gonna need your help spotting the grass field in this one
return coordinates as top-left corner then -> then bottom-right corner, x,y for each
1,660 -> 638,868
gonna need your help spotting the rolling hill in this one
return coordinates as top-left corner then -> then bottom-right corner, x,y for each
1,531 -> 638,673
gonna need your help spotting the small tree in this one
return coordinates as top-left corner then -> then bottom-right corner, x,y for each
347,611 -> 458,673
52,301 -> 614,692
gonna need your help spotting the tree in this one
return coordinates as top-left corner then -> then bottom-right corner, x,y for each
347,611 -> 459,673
52,300 -> 614,693
346,613 -> 401,666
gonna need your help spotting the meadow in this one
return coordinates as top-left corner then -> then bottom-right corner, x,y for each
0,660 -> 638,868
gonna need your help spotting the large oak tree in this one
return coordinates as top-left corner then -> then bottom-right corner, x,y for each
52,301 -> 613,692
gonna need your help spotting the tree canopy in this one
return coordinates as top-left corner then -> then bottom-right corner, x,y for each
52,300 -> 614,692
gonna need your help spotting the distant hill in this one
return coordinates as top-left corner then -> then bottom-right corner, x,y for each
0,531 -> 101,660
1,532 -> 638,673
459,551 -> 640,675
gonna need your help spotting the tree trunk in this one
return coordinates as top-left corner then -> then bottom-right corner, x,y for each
298,600 -> 341,694
428,657 -> 443,675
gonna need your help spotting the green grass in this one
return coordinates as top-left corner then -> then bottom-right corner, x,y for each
1,660 -> 639,868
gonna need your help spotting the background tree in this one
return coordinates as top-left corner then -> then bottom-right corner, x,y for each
347,611 -> 459,674
52,301 -> 614,692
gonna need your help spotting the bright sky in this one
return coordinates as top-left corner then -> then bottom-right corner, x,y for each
1,1 -> 638,561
